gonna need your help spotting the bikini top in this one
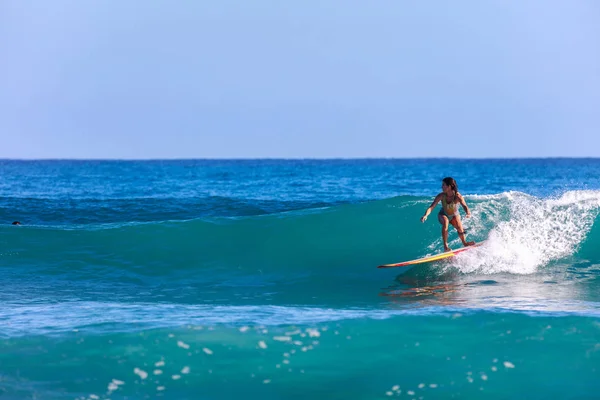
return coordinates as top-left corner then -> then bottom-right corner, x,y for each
441,192 -> 459,215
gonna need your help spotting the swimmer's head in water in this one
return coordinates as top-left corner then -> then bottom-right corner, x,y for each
12,221 -> 21,225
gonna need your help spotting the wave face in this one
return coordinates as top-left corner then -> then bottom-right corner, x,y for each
2,159 -> 600,399
2,191 -> 600,306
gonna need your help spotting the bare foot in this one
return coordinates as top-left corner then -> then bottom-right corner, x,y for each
463,241 -> 475,247
444,246 -> 452,252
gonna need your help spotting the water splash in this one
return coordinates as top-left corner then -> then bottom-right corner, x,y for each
452,191 -> 600,274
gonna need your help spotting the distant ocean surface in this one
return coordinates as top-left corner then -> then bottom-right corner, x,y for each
1,159 -> 600,399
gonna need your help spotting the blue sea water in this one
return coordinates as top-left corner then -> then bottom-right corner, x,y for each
1,159 -> 600,399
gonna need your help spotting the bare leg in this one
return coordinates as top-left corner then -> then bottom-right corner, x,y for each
437,213 -> 451,251
451,215 -> 475,247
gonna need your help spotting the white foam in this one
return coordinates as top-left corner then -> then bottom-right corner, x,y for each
466,191 -> 522,201
306,328 -> 321,338
450,190 -> 600,274
177,340 -> 190,349
107,382 -> 119,391
133,368 -> 148,380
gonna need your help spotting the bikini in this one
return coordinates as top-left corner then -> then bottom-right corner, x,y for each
439,192 -> 459,220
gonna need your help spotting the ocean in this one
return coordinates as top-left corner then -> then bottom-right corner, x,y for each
1,159 -> 599,399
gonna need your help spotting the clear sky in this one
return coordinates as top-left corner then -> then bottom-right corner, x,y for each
1,1 -> 599,159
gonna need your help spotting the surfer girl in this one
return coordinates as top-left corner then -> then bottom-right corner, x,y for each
420,177 -> 475,252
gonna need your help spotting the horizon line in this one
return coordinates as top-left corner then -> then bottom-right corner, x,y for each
1,156 -> 600,161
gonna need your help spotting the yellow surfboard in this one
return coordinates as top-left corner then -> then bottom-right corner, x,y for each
377,242 -> 484,269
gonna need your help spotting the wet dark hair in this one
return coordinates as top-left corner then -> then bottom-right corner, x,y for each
442,177 -> 458,194
11,221 -> 21,225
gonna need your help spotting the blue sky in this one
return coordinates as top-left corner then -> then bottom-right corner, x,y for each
1,1 -> 599,159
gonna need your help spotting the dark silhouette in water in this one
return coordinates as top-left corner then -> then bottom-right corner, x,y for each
11,221 -> 21,225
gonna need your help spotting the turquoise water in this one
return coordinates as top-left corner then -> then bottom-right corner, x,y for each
1,159 -> 600,399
